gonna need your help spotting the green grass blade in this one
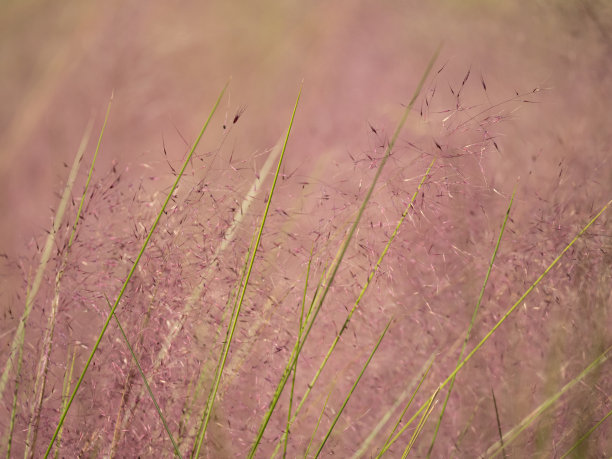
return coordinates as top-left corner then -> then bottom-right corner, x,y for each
486,344 -> 612,457
373,354 -> 436,459
314,317 -> 393,458
43,81 -> 229,458
272,159 -> 435,458
191,83 -> 302,458
426,186 -> 516,457
0,110 -> 94,402
28,99 -> 109,457
250,46 -> 441,458
283,249 -> 313,458
179,235 -> 254,446
304,380 -> 336,459
380,197 -> 612,453
288,160 -> 437,453
103,295 -> 182,458
402,387 -> 439,459
54,345 -> 77,459
560,407 -> 612,458
124,129 -> 289,449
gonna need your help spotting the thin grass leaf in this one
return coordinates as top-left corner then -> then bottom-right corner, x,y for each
4,317 -> 24,459
43,81 -> 229,458
486,343 -> 612,457
251,46 -> 441,458
402,387 -> 439,459
0,110 -> 95,402
122,127 -> 288,447
380,197 -> 612,453
560,407 -> 612,458
426,186 -> 516,458
491,387 -> 507,459
373,354 -> 436,459
176,238 -> 253,453
191,83 -> 302,458
314,317 -> 393,458
284,249 -> 314,458
273,263 -> 331,459
274,158 -> 436,458
103,295 -> 182,457
53,345 -> 77,459
28,101 -> 108,458
304,380 -> 336,459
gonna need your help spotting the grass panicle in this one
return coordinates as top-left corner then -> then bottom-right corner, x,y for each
43,81 -> 229,457
249,45 -> 441,458
426,185 -> 516,457
379,197 -> 612,455
3,43 -> 611,458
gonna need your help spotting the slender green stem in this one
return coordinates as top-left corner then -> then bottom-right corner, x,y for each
250,45 -> 441,458
43,81 -> 229,458
560,406 -> 612,458
192,83 -> 302,458
378,197 -> 612,455
104,295 -> 182,457
487,343 -> 612,457
305,380 -> 336,459
284,249 -> 313,458
54,345 -> 77,459
427,186 -> 516,457
314,317 -> 393,458
375,355 -> 436,458
402,387 -> 439,458
272,158 -> 435,459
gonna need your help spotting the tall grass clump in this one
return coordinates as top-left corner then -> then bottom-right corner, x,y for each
1,50 -> 611,458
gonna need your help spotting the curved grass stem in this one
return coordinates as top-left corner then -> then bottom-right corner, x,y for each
250,44 -> 442,458
378,197 -> 612,456
43,82 -> 229,458
191,83 -> 302,458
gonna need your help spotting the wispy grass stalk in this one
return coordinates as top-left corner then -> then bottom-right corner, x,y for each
104,295 -> 182,457
43,81 -> 229,458
491,387 -> 507,459
4,306 -> 24,459
111,281 -> 160,456
372,354 -> 436,459
27,97 -> 110,458
402,387 -> 440,458
560,406 -> 612,458
249,46 -> 441,457
283,249 -> 314,458
119,125 -> 288,447
176,243 -> 253,453
0,110 -> 95,403
304,379 -> 336,459
271,158 -> 435,457
53,344 -> 77,459
274,157 -> 436,457
314,317 -> 393,458
191,84 -> 302,458
378,197 -> 612,454
486,343 -> 612,457
426,185 -> 516,457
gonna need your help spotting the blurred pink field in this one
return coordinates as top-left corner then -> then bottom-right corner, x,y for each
1,1 -> 611,457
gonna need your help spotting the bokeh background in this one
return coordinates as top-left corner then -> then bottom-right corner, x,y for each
1,1 -> 611,457
2,0 -> 610,258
